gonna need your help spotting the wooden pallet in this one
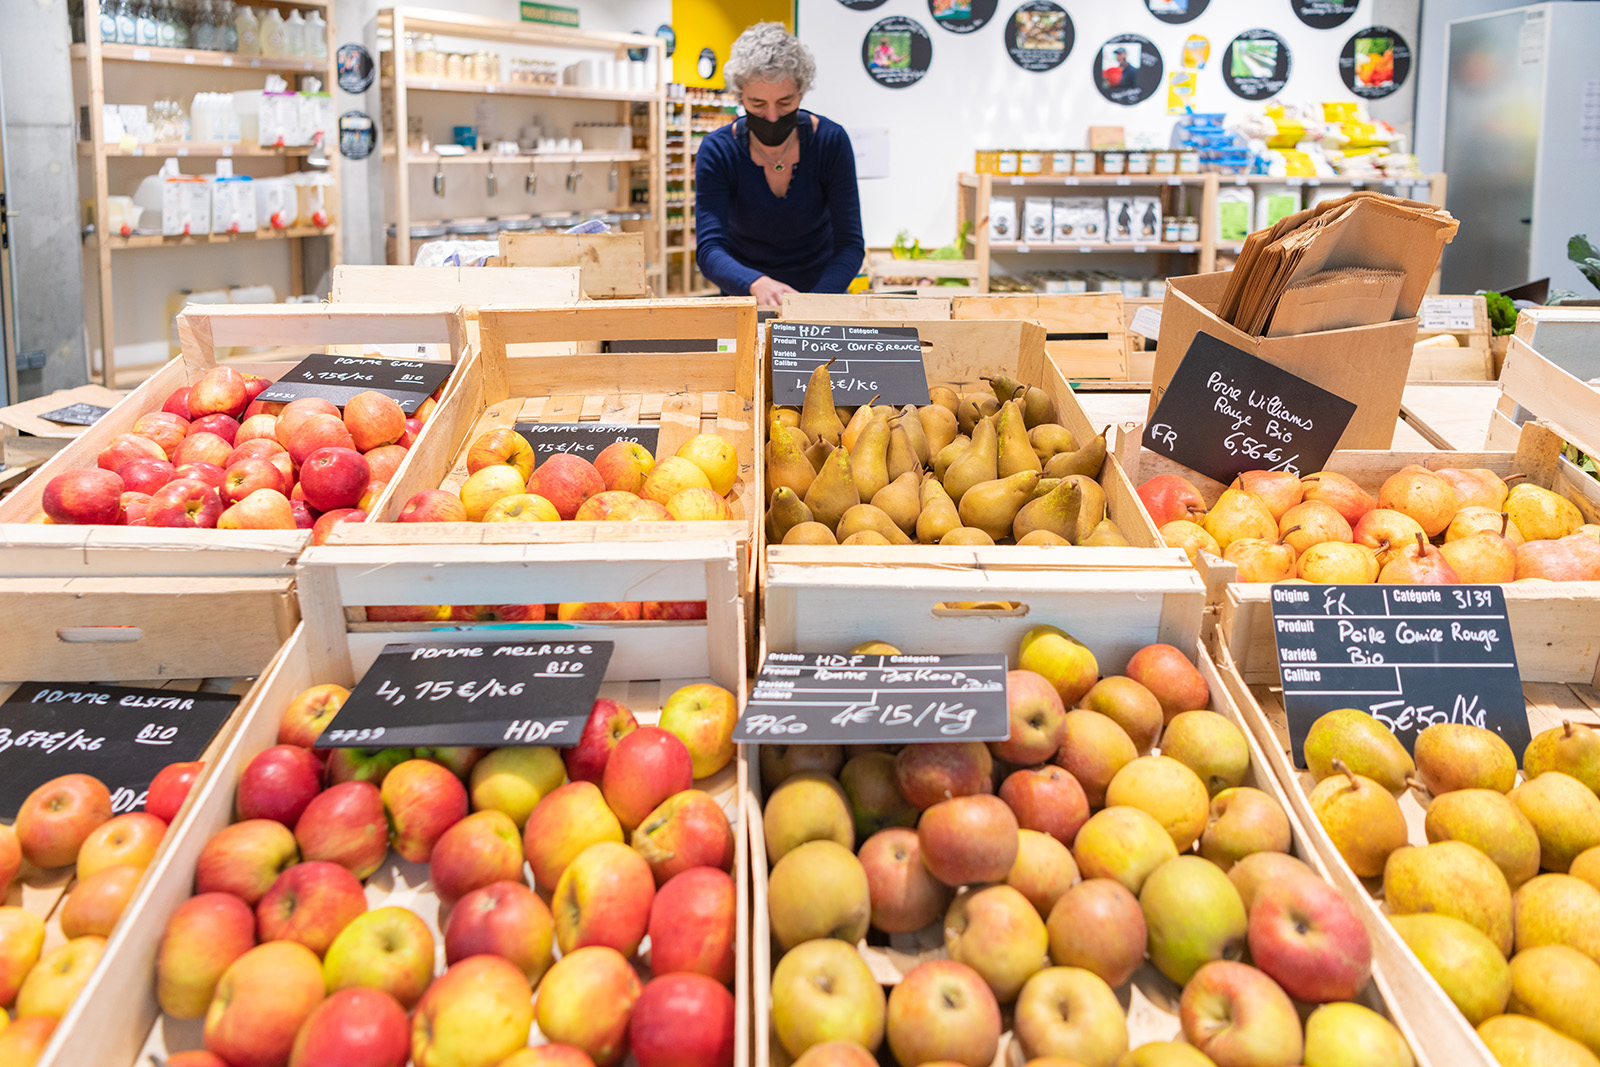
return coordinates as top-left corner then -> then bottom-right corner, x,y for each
45,537 -> 750,1067
747,570 -> 1448,1067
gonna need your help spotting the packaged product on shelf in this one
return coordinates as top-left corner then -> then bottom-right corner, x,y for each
1216,185 -> 1254,242
1052,197 -> 1105,244
1072,149 -> 1097,174
1163,217 -> 1181,242
208,160 -> 256,234
1177,149 -> 1201,173
1106,194 -> 1136,243
1049,150 -> 1073,174
1132,195 -> 1163,242
1147,277 -> 1168,298
1254,184 -> 1301,231
1126,150 -> 1152,175
1100,150 -> 1126,175
996,149 -> 1019,175
1019,150 -> 1043,175
1120,277 -> 1145,299
1153,149 -> 1177,174
292,171 -> 335,228
160,161 -> 210,236
254,175 -> 297,230
1022,197 -> 1053,243
989,197 -> 1018,242
1179,216 -> 1200,242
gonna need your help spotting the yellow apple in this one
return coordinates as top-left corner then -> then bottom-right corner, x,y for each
458,465 -> 527,522
15,935 -> 106,1018
641,457 -> 712,505
676,433 -> 739,496
657,683 -> 739,779
665,487 -> 733,522
482,493 -> 561,523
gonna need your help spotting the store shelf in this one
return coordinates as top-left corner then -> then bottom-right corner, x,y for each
93,225 -> 335,250
964,173 -> 1208,189
1218,173 -> 1433,187
380,77 -> 656,103
985,240 -> 1203,254
84,142 -> 315,158
74,42 -> 328,73
385,150 -> 642,165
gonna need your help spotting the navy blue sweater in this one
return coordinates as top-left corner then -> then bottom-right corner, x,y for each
694,111 -> 865,296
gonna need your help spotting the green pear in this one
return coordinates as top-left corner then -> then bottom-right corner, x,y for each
1510,773 -> 1600,873
1506,483 -> 1583,541
803,447 -> 859,532
767,486 -> 814,544
1389,912 -> 1510,1024
1302,1002 -> 1414,1067
1478,1014 -> 1600,1067
1138,855 -> 1247,985
1309,763 -> 1408,878
916,476 -> 960,544
996,399 -> 1043,478
836,503 -> 913,546
1509,945 -> 1600,1055
1525,722 -> 1600,796
1160,710 -> 1250,796
767,418 -> 817,499
871,471 -> 921,537
1044,427 -> 1108,480
849,413 -> 891,502
1425,788 -> 1541,889
798,360 -> 844,446
943,418 -> 998,504
1415,722 -> 1518,794
1012,478 -> 1082,544
1068,474 -> 1108,546
1304,707 -> 1415,794
1020,385 -> 1058,430
895,406 -> 930,466
1512,874 -> 1600,962
1029,423 -> 1078,464
918,403 -> 959,459
982,372 -> 1025,404
1018,625 -> 1100,708
1385,841 -> 1513,955
957,471 -> 1040,541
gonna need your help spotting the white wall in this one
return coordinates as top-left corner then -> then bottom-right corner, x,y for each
796,0 -> 1419,247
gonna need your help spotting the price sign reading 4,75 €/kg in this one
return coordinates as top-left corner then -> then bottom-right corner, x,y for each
0,683 -> 238,820
1270,584 -> 1530,766
768,322 -> 931,407
1143,332 -> 1357,487
314,639 -> 613,750
514,422 -> 661,464
256,353 -> 454,413
736,652 -> 1009,745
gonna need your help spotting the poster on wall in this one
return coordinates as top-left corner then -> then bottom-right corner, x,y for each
1291,0 -> 1359,31
1145,0 -> 1208,26
1224,29 -> 1291,100
1339,26 -> 1411,98
1168,71 -> 1197,113
1004,2 -> 1072,73
1094,34 -> 1162,106
929,0 -> 997,34
1183,34 -> 1209,69
839,0 -> 888,9
862,16 -> 932,89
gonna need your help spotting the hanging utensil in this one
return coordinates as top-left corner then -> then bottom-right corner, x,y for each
487,160 -> 498,198
525,166 -> 537,196
608,164 -> 618,193
566,167 -> 582,194
433,158 -> 446,198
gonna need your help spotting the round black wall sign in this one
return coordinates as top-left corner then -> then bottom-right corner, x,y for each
863,16 -> 932,88
929,0 -> 997,34
336,43 -> 374,94
1145,0 -> 1209,25
1094,34 -> 1163,106
1224,29 -> 1291,100
839,0 -> 888,8
1004,2 -> 1073,73
1291,0 -> 1360,30
338,110 -> 374,160
1339,26 -> 1411,98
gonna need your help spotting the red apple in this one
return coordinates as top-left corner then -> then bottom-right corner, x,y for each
173,430 -> 235,469
859,826 -> 955,934
1247,871 -> 1372,1003
77,810 -> 165,879
381,758 -> 468,863
398,417 -> 423,448
992,669 -> 1068,765
299,446 -> 371,511
99,431 -> 167,471
15,772 -> 113,868
118,456 -> 177,494
886,960 -> 1002,1067
157,891 -> 258,1018
147,760 -> 205,823
242,398 -> 281,420
647,866 -> 736,984
242,374 -> 274,403
312,507 -> 368,545
630,973 -> 737,1067
356,479 -> 387,513
410,955 -> 534,1067
601,726 -> 694,833
59,862 -> 144,937
364,444 -> 409,483
224,458 -> 288,503
414,746 -> 486,779
1045,878 -> 1146,988
0,824 -> 22,898
288,987 -> 411,1067
447,604 -> 545,621
326,747 -> 413,787
132,411 -> 190,456
918,794 -> 1019,887
343,391 -> 407,452
256,861 -> 369,956
290,499 -> 316,529
175,460 -> 229,489
191,413 -> 242,445
552,839 -> 656,957
1138,473 -> 1208,528
148,480 -> 225,531
203,940 -> 327,1067
288,412 -> 357,466
594,440 -> 656,494
227,437 -> 287,467
41,468 -> 124,524
323,907 -> 435,1010
195,818 -> 299,904
1000,766 -> 1090,847
218,488 -> 296,530
163,385 -> 193,419
276,397 -> 342,447
895,742 -> 993,809
236,744 -> 324,828
120,490 -> 151,524
235,413 -> 280,446
523,782 -> 625,893
278,683 -> 350,749
429,809 -> 524,905
641,600 -> 708,620
525,452 -> 605,520
189,366 -> 249,419
295,780 -> 389,880
465,427 -> 536,481
1179,960 -> 1303,1067
564,699 -> 640,784
535,946 -> 642,1067
631,789 -> 735,885
399,488 -> 467,523
443,879 -> 555,982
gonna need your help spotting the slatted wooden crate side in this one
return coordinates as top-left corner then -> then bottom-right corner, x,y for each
497,232 -> 649,298
954,292 -> 1129,380
1486,336 -> 1600,523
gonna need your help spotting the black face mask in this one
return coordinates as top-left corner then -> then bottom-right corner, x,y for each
745,108 -> 799,147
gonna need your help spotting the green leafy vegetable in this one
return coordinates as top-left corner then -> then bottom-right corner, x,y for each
1484,291 -> 1518,336
1569,234 -> 1600,294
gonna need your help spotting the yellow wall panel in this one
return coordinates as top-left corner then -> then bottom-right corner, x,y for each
671,0 -> 794,88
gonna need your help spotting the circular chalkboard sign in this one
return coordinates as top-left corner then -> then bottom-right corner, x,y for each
338,110 -> 374,160
929,0 -> 997,34
1145,0 -> 1209,25
697,47 -> 717,81
839,0 -> 888,8
1339,26 -> 1411,99
862,16 -> 932,89
336,43 -> 374,94
1093,34 -> 1163,106
1291,0 -> 1359,30
1224,29 -> 1291,100
1004,2 -> 1073,72
656,24 -> 676,57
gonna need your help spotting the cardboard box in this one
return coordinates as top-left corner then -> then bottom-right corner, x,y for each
1148,272 -> 1416,449
989,197 -> 1018,242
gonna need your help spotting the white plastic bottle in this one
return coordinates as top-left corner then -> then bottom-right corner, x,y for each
234,4 -> 257,55
284,10 -> 305,57
258,5 -> 284,57
304,10 -> 326,58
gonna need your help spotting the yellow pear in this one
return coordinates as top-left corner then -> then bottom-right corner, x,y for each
849,413 -> 891,502
1447,506 -> 1526,546
956,392 -> 1000,434
782,521 -> 837,545
798,359 -> 844,446
1012,479 -> 1082,543
1043,428 -> 1107,479
1082,519 -> 1130,546
871,471 -> 921,538
841,530 -> 891,545
1204,488 -> 1278,551
928,385 -> 960,415
1067,475 -> 1107,546
803,447 -> 859,531
957,471 -> 1041,541
941,526 -> 996,546
839,395 -> 879,453
1478,1014 -> 1600,1067
1507,484 -> 1583,542
943,418 -> 998,504
1029,423 -> 1078,465
1223,536 -> 1297,582
886,420 -> 921,481
766,487 -> 813,544
996,399 -> 1042,477
1296,541 -> 1380,583
1308,762 -> 1407,877
1017,530 -> 1070,546
917,476 -> 961,544
932,434 -> 970,482
896,406 -> 930,467
1161,519 -> 1222,567
766,418 -> 816,499
1385,840 -> 1513,955
918,403 -> 959,459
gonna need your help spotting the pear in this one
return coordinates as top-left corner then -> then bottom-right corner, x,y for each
928,385 -> 960,415
1575,847 -> 1600,892
1510,773 -> 1600,873
777,423 -> 812,452
957,471 -> 1041,541
1507,483 -> 1583,541
770,405 -> 800,428
1012,478 -> 1082,544
1378,465 -> 1459,537
940,527 -> 995,546
782,521 -> 838,545
1512,874 -> 1600,962
1301,470 -> 1377,526
1296,541 -> 1380,583
850,641 -> 901,655
1425,789 -> 1542,889
1447,505 -> 1526,546
1389,913 -> 1511,1025
871,471 -> 921,537
1437,466 -> 1510,510
1384,840 -> 1513,955
1478,1014 -> 1600,1067
839,395 -> 879,452
932,434 -> 970,482
1029,423 -> 1078,464
841,530 -> 891,545
849,413 -> 891,502
1508,945 -> 1600,1055
956,392 -> 999,434
1354,509 -> 1429,568
1203,488 -> 1278,551
1043,428 -> 1108,479
766,418 -> 817,499
1067,475 -> 1107,546
1222,535 -> 1297,582
1414,723 -> 1517,794
798,359 -> 845,446
837,503 -> 912,545
766,487 -> 814,544
1378,531 -> 1462,584
1302,1003 -> 1414,1067
1162,520 -> 1223,568
1308,762 -> 1407,878
886,420 -> 921,481
996,399 -> 1043,478
1082,519 -> 1130,546
804,438 -> 834,473
943,418 -> 998,505
1017,530 -> 1070,546
895,406 -> 930,466
982,372 -> 1025,404
1439,519 -> 1517,583
1020,385 -> 1057,429
1029,477 -> 1062,500
1304,707 -> 1415,794
1233,470 -> 1305,522
1525,722 -> 1600,796
918,403 -> 959,459
917,476 -> 961,544
803,447 -> 859,531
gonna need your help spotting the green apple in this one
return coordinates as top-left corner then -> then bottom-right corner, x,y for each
1013,965 -> 1128,1066
771,939 -> 885,1060
468,746 -> 565,828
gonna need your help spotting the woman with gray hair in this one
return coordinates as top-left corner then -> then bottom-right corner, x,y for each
696,22 -> 864,305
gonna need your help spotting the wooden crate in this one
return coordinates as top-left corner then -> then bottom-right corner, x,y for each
867,253 -> 983,297
1411,295 -> 1493,381
0,303 -> 466,679
1485,335 -> 1600,524
497,232 -> 649,298
748,570 -> 1452,1067
45,537 -> 751,1067
1209,633 -> 1597,1067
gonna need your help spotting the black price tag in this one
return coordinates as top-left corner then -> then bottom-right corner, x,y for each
315,638 -> 613,750
1143,332 -> 1357,485
0,684 -> 237,820
256,354 -> 453,414
769,322 -> 931,406
1270,584 -> 1530,766
514,422 -> 661,464
736,652 -> 1009,744
38,403 -> 111,426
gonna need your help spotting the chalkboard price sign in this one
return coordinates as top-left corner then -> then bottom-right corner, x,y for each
256,354 -> 454,413
769,322 -> 931,406
514,422 -> 662,464
0,683 -> 238,820
736,652 -> 1009,745
1270,583 -> 1530,765
315,638 -> 614,750
1143,332 -> 1357,486
38,403 -> 112,426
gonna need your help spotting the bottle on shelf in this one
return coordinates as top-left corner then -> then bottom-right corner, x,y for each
218,0 -> 237,51
190,0 -> 215,50
171,0 -> 190,47
284,9 -> 306,57
99,0 -> 119,42
234,3 -> 257,55
156,0 -> 178,47
305,10 -> 326,58
115,0 -> 137,44
259,5 -> 285,58
135,0 -> 158,46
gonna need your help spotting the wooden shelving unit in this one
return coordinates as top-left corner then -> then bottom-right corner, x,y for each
72,1 -> 341,386
378,8 -> 665,287
663,87 -> 737,296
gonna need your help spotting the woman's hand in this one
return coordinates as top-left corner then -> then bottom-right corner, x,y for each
749,275 -> 798,307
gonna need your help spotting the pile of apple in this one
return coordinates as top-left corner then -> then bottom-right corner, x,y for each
0,761 -> 204,1062
1294,705 -> 1600,1065
1140,465 -> 1600,583
143,678 -> 741,1067
757,628 -> 1414,1067
37,364 -> 444,540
